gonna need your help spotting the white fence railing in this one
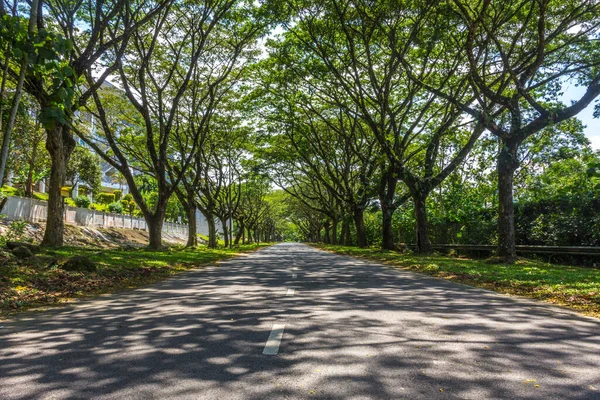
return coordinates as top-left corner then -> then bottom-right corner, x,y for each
1,196 -> 188,236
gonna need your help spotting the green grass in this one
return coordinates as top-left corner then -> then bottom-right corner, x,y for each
0,243 -> 271,319
315,244 -> 600,318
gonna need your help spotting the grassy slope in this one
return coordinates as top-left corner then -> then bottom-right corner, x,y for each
314,244 -> 600,318
1,243 -> 270,319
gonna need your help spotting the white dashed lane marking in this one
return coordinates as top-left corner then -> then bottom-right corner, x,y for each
263,324 -> 286,355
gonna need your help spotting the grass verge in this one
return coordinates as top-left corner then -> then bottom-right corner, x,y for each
314,244 -> 600,319
0,243 -> 270,319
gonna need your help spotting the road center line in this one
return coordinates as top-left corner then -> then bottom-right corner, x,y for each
263,323 -> 286,355
286,288 -> 295,296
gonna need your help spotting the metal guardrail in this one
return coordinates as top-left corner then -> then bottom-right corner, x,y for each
403,244 -> 600,256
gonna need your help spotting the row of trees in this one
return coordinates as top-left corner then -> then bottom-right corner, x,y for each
0,0 -> 280,248
258,0 -> 600,262
1,0 -> 598,260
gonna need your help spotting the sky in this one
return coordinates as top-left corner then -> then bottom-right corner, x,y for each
562,84 -> 600,150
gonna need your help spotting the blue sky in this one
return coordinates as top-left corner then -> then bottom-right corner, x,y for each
562,85 -> 600,150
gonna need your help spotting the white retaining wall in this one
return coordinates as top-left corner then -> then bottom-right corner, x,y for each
1,196 -> 188,236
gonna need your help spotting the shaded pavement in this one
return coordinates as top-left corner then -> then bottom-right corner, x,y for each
1,243 -> 599,399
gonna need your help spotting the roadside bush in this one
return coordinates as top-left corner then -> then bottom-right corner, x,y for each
121,199 -> 136,215
113,189 -> 122,201
96,192 -> 115,205
75,195 -> 91,209
108,202 -> 123,214
6,219 -> 27,241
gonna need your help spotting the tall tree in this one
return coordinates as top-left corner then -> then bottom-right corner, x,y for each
267,0 -> 483,252
0,0 -> 169,246
405,0 -> 600,261
77,0 -> 264,248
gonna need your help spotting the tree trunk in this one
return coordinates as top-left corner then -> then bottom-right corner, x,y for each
324,220 -> 331,244
220,217 -> 229,247
379,166 -> 398,250
207,214 -> 217,248
186,203 -> 197,247
353,207 -> 367,248
381,199 -> 396,250
413,192 -> 432,254
147,210 -> 165,250
341,218 -> 351,245
234,221 -> 243,245
331,218 -> 338,245
41,124 -> 76,247
497,139 -> 520,263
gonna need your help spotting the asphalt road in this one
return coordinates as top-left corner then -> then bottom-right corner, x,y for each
1,243 -> 600,399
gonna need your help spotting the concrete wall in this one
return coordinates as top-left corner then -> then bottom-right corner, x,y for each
1,196 -> 187,236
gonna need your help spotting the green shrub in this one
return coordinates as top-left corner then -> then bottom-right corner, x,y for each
108,202 -> 123,214
121,199 -> 136,215
75,195 -> 91,208
6,219 -> 27,241
113,189 -> 122,201
95,192 -> 115,205
123,193 -> 133,202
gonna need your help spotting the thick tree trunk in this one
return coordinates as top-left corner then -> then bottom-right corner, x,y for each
413,193 -> 432,254
353,207 -> 367,248
147,210 -> 165,250
234,221 -> 243,245
207,215 -> 217,248
186,203 -> 197,248
497,139 -> 520,263
41,124 -> 75,247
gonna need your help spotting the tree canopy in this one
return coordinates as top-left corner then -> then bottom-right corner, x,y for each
0,0 -> 598,260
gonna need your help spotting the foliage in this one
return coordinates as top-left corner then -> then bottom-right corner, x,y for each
95,193 -> 115,205
108,202 -> 123,214
5,219 -> 27,241
74,195 -> 91,209
66,146 -> 102,195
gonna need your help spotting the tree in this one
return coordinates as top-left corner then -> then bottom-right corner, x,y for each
77,0 -> 265,248
0,0 -> 169,247
0,0 -> 38,186
4,96 -> 49,197
404,0 -> 600,261
261,0 -> 487,252
66,146 -> 102,195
